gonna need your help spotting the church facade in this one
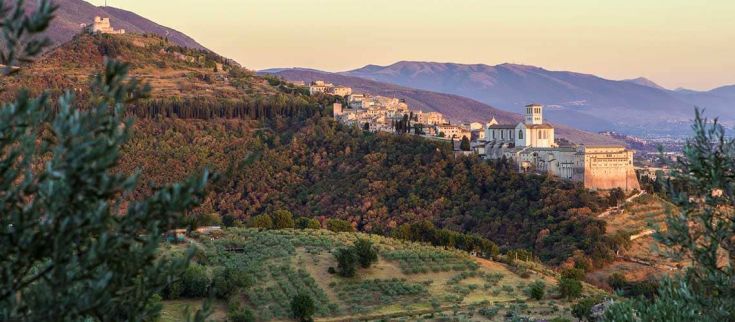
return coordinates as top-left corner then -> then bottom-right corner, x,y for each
484,104 -> 640,191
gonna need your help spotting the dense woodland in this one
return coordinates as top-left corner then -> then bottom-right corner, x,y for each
121,113 -> 623,266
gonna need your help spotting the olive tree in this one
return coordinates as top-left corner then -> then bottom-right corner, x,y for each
0,1 -> 209,320
605,110 -> 735,321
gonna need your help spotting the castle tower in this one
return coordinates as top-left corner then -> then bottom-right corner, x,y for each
525,103 -> 543,125
332,102 -> 343,117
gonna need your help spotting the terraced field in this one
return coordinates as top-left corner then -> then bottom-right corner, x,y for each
589,194 -> 685,287
160,228 -> 605,321
605,194 -> 674,235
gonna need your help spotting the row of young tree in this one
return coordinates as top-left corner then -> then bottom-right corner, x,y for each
391,220 -> 500,258
128,95 -> 326,122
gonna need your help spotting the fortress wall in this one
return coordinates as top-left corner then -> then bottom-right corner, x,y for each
584,164 -> 640,191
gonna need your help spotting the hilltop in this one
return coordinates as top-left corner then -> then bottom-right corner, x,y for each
4,32 -> 246,99
159,228 -> 607,321
23,0 -> 206,50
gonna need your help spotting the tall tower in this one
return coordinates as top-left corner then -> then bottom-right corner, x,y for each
525,104 -> 543,125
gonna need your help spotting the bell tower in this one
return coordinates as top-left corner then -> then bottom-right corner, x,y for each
525,104 -> 543,125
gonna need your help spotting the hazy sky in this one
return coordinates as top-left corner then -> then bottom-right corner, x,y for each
85,0 -> 734,90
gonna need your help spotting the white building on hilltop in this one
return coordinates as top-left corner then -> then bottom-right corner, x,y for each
485,104 -> 640,191
308,80 -> 353,97
82,17 -> 125,35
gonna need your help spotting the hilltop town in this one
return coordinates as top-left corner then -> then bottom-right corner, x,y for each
306,80 -> 640,191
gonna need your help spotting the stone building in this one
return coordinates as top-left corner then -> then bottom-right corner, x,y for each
308,80 -> 333,95
332,86 -> 352,97
414,111 -> 446,125
436,124 -> 471,140
308,81 -> 353,97
83,17 -> 125,35
484,104 -> 640,191
579,146 -> 639,190
332,103 -> 343,117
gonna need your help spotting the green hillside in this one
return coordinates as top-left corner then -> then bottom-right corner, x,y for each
160,228 -> 606,321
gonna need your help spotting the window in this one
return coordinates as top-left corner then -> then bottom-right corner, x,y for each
538,130 -> 542,139
518,129 -> 523,139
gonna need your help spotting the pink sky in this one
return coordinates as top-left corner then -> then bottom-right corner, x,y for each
87,0 -> 734,90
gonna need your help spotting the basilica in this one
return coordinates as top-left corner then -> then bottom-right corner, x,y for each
484,104 -> 640,191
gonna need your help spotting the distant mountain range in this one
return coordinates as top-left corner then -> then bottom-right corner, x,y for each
264,68 -> 621,145
337,61 -> 734,135
24,0 -> 206,50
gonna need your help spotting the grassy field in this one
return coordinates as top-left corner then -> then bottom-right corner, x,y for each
160,299 -> 227,322
161,228 -> 606,321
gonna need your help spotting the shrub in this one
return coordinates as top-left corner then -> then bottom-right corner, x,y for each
628,279 -> 659,299
296,217 -> 321,229
272,209 -> 295,229
249,214 -> 273,229
327,267 -> 336,274
326,219 -> 354,232
222,214 -> 237,227
196,212 -> 222,227
334,248 -> 357,277
228,308 -> 255,322
558,277 -> 582,300
561,268 -> 585,280
478,307 -> 499,318
549,318 -> 571,322
162,278 -> 183,300
181,263 -> 210,298
291,294 -> 316,322
572,297 -> 600,321
608,273 -> 627,290
353,238 -> 378,268
213,267 -> 252,299
212,267 -> 234,299
528,281 -> 545,300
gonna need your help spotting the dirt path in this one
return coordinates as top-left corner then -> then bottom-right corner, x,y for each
598,190 -> 646,219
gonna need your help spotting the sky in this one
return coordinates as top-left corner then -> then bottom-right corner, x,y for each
85,0 -> 735,90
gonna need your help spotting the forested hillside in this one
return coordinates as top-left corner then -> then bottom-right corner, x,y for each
122,116 -> 625,266
8,32 -> 626,267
